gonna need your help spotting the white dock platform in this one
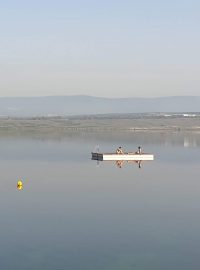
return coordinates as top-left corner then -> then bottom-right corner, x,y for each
92,152 -> 154,161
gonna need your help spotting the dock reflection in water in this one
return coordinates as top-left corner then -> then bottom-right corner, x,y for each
92,156 -> 152,169
115,159 -> 142,169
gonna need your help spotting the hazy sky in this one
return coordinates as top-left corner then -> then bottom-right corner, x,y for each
0,0 -> 199,98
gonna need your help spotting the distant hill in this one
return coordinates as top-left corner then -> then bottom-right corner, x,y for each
0,95 -> 200,117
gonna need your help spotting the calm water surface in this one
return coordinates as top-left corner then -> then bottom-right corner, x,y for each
0,131 -> 200,270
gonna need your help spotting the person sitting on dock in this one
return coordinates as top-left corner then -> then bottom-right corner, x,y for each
135,146 -> 142,154
116,146 -> 123,154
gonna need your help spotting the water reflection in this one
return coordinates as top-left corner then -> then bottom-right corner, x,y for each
93,158 -> 146,169
116,160 -> 142,169
0,132 -> 200,270
1,130 -> 200,148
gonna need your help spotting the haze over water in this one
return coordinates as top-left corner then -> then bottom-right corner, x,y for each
0,131 -> 200,270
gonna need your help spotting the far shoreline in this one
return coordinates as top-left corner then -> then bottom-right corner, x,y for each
0,116 -> 200,133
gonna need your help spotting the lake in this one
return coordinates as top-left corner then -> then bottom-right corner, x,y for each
0,131 -> 200,270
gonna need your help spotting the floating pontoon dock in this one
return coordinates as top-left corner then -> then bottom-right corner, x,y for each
92,152 -> 154,161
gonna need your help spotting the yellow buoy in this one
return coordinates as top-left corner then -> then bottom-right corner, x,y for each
17,180 -> 23,190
